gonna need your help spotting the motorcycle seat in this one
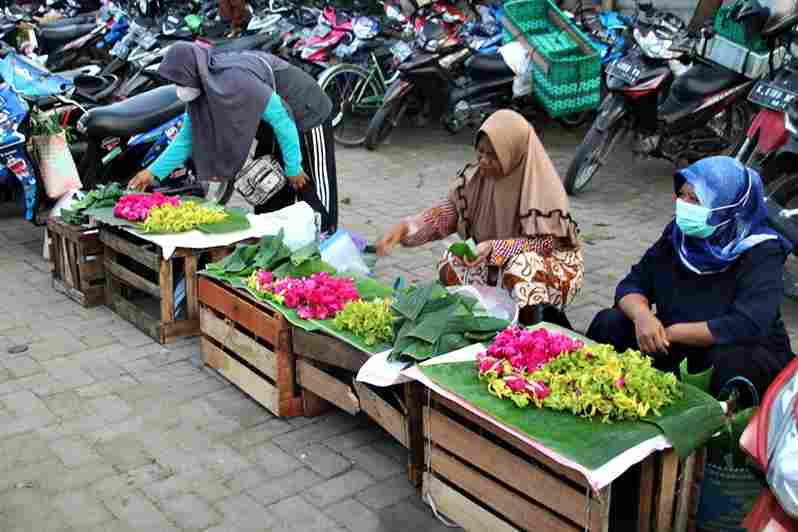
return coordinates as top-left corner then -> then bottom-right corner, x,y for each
669,62 -> 745,102
81,85 -> 185,138
39,13 -> 98,29
468,53 -> 514,79
39,23 -> 97,46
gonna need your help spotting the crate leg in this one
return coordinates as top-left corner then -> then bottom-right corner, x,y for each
104,247 -> 118,306
184,255 -> 199,321
405,381 -> 425,488
655,449 -> 680,532
160,257 -> 174,326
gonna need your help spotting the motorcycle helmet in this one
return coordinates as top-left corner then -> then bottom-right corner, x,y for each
353,16 -> 380,40
417,20 -> 447,52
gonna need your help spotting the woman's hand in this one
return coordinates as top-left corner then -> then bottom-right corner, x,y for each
128,169 -> 155,191
463,240 -> 493,268
287,170 -> 309,190
377,222 -> 409,257
634,313 -> 670,354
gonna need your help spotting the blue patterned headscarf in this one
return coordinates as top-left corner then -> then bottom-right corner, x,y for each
672,156 -> 791,275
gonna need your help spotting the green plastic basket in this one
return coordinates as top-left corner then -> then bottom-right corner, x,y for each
714,0 -> 769,53
502,0 -> 601,117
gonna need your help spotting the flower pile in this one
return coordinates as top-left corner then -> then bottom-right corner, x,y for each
248,270 -> 359,320
333,298 -> 395,346
478,327 -> 682,422
114,193 -> 180,221
141,202 -> 228,233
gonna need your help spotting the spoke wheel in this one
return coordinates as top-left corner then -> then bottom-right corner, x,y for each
319,65 -> 384,147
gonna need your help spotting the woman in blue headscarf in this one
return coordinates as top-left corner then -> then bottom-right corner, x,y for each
588,156 -> 794,398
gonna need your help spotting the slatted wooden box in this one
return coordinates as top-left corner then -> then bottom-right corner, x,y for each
291,329 -> 426,485
199,276 -> 329,418
48,217 -> 105,307
100,227 -> 234,344
423,391 -> 695,532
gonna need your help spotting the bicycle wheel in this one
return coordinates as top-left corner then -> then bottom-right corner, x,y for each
318,64 -> 385,147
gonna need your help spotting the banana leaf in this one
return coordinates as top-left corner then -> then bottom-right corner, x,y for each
291,241 -> 320,266
195,207 -> 251,234
420,361 -> 725,466
393,281 -> 438,321
449,238 -> 478,261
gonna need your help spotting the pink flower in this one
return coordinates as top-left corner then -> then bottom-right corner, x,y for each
254,271 -> 359,320
114,193 -> 180,221
526,381 -> 550,400
482,327 -> 583,373
504,376 -> 527,393
615,377 -> 625,389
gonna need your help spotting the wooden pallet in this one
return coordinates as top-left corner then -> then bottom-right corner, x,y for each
101,227 -> 234,344
291,328 -> 426,486
199,276 -> 326,418
422,392 -> 694,532
48,217 -> 105,307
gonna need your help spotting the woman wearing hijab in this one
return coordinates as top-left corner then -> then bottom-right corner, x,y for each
128,42 -> 338,233
587,156 -> 794,399
377,110 -> 583,318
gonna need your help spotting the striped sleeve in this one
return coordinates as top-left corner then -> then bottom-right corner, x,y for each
489,235 -> 555,267
401,200 -> 459,247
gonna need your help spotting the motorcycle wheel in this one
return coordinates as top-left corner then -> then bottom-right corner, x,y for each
318,64 -> 384,147
563,119 -> 626,195
364,97 -> 407,151
557,110 -> 592,129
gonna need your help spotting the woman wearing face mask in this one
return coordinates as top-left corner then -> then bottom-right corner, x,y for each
128,42 -> 338,233
587,156 -> 794,399
376,110 -> 583,321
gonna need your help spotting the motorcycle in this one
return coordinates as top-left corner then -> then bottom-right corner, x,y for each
563,2 -> 756,195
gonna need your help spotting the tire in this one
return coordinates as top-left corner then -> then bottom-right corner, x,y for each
563,119 -> 626,195
557,110 -> 592,129
708,99 -> 753,157
318,64 -> 384,147
364,97 -> 406,151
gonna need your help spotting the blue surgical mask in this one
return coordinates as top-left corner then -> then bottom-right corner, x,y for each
675,199 -> 717,238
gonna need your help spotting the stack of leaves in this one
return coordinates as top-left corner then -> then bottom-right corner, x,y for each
204,229 -> 335,283
114,193 -> 180,221
333,298 -> 395,346
247,270 -> 359,320
60,183 -> 124,225
388,281 -> 509,362
478,329 -> 682,422
140,202 -> 229,233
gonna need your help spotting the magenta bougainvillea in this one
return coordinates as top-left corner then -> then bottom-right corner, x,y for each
113,193 -> 180,221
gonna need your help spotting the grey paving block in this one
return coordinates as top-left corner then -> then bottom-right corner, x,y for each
87,395 -> 133,423
104,490 -> 180,531
323,427 -> 387,452
377,499 -> 443,531
340,446 -> 402,481
42,390 -> 94,420
214,492 -> 275,532
141,469 -> 232,504
224,419 -> 293,451
246,442 -> 303,477
294,444 -> 353,478
271,413 -> 364,451
89,462 -> 173,500
324,498 -> 392,532
266,495 -> 337,532
92,435 -> 156,471
0,432 -> 56,472
52,489 -> 114,528
247,467 -> 322,506
303,470 -> 375,508
355,474 -> 417,510
2,355 -> 44,378
160,493 -> 222,531
48,436 -> 103,468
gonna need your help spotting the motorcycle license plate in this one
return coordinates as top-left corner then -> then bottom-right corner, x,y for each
608,58 -> 642,84
748,81 -> 798,112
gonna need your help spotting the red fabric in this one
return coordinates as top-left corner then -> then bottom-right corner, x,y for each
744,489 -> 798,532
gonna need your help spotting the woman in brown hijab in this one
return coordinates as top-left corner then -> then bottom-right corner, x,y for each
377,110 -> 583,314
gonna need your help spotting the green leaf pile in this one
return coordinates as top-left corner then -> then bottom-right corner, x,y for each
333,298 -> 395,347
389,281 -> 509,362
60,183 -> 124,225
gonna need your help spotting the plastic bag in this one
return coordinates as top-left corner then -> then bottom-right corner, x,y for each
499,42 -> 533,97
320,230 -> 370,276
266,201 -> 317,251
30,132 -> 81,200
449,285 -> 519,324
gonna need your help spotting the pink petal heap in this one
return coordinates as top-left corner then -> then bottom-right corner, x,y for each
253,271 -> 359,320
114,193 -> 181,221
477,327 -> 582,408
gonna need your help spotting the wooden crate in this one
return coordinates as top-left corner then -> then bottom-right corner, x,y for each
292,328 -> 426,485
101,227 -> 234,344
199,276 -> 328,418
422,392 -> 694,532
48,218 -> 104,307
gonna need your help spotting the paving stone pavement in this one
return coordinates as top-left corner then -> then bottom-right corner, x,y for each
1,122 -> 798,532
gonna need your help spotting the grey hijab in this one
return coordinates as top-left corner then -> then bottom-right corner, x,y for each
157,42 -> 274,181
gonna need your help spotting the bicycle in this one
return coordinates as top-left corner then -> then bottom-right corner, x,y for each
317,41 -> 402,147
